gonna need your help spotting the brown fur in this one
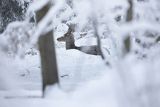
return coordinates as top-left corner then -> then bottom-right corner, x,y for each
57,25 -> 101,55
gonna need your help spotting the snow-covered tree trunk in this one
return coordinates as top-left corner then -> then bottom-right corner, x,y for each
123,0 -> 133,56
36,2 -> 59,97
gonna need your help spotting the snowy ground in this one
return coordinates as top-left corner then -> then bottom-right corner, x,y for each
0,39 -> 110,107
1,36 -> 160,107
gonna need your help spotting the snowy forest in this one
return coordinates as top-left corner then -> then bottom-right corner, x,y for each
1,0 -> 160,107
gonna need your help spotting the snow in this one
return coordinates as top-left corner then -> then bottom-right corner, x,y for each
30,0 -> 65,45
0,47 -> 109,107
1,0 -> 160,107
57,48 -> 106,90
1,40 -> 160,107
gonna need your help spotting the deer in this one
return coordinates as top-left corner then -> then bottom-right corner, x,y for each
57,25 -> 101,55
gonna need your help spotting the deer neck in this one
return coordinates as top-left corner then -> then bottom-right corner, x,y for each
65,33 -> 76,49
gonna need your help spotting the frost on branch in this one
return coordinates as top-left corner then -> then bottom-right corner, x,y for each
0,21 -> 35,58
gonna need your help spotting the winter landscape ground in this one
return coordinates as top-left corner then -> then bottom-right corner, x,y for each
1,0 -> 160,107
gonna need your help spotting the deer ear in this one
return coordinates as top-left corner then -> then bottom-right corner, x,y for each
66,23 -> 70,26
66,23 -> 76,32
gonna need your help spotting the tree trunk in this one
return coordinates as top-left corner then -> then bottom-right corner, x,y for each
123,0 -> 133,56
36,2 -> 59,97
38,31 -> 59,96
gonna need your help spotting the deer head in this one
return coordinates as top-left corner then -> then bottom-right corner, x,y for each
57,24 -> 76,49
57,24 -> 75,42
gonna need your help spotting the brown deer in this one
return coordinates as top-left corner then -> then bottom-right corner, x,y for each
57,25 -> 101,55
